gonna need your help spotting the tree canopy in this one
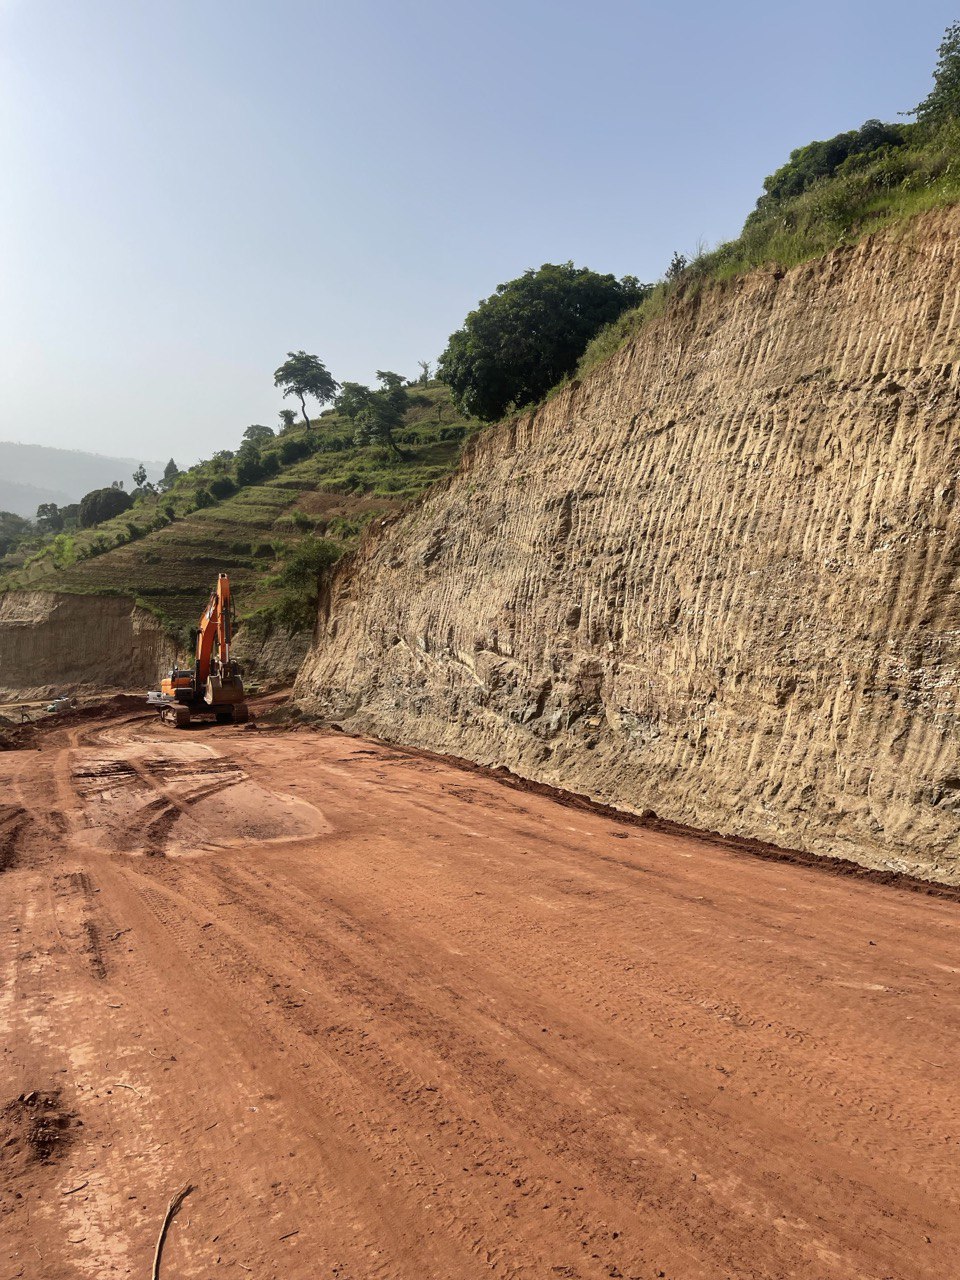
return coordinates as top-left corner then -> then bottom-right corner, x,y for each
334,381 -> 374,423
913,21 -> 960,128
353,371 -> 409,456
78,486 -> 133,528
750,119 -> 908,218
437,263 -> 649,421
274,351 -> 339,428
243,423 -> 275,445
36,502 -> 63,533
0,510 -> 31,557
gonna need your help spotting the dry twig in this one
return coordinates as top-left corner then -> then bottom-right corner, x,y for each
151,1183 -> 195,1280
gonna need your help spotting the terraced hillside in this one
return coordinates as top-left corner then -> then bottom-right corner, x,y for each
1,384 -> 473,644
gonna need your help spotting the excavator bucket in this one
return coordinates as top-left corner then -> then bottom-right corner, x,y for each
205,674 -> 244,705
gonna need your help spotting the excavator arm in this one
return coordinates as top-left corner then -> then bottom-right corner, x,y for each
196,573 -> 233,683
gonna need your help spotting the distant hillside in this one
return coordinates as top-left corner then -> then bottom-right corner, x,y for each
0,383 -> 475,640
0,478 -> 71,520
0,443 -> 163,517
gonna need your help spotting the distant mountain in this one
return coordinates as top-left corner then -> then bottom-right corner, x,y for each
0,443 -> 164,519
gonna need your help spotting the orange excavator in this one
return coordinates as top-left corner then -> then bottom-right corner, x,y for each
147,573 -> 249,727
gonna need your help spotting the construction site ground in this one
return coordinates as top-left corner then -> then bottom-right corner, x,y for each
2,702 -> 959,1280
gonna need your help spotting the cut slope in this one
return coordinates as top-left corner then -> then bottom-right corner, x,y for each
296,206 -> 960,884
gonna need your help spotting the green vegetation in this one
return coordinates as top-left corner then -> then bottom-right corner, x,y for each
438,262 -> 649,421
578,21 -> 960,379
353,371 -> 411,456
0,380 -> 475,641
274,350 -> 339,428
79,485 -> 133,528
0,511 -> 31,558
914,20 -> 960,128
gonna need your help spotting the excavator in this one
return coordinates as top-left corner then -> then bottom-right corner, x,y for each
147,573 -> 249,727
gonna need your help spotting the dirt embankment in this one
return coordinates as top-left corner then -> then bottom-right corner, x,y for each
0,592 -> 174,700
296,206 -> 960,884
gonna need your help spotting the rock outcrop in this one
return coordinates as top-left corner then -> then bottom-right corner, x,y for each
233,624 -> 313,685
0,592 -> 175,699
296,208 -> 960,884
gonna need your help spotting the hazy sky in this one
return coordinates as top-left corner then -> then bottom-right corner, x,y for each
1,0 -> 955,463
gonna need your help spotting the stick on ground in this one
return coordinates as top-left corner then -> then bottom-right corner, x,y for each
151,1183 -> 195,1280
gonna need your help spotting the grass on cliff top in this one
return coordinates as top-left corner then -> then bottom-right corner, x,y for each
0,382 -> 475,642
578,119 -> 960,378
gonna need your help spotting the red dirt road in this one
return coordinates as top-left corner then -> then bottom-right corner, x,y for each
2,710 -> 960,1279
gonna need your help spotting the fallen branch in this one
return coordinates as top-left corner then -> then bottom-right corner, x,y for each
62,1180 -> 89,1196
151,1183 -> 195,1280
279,1228 -> 299,1241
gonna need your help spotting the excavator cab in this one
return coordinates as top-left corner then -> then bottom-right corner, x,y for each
148,574 -> 249,728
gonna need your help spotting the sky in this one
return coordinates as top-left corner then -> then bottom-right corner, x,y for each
0,0 -> 956,464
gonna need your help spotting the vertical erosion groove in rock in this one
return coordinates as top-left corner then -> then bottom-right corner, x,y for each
0,592 -> 175,699
298,208 -> 960,883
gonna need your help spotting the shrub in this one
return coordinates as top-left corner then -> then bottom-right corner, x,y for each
209,475 -> 236,500
279,436 -> 310,465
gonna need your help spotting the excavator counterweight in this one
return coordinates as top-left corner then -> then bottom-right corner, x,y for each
147,573 -> 248,728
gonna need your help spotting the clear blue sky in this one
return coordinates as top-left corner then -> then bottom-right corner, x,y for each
1,0 -> 955,463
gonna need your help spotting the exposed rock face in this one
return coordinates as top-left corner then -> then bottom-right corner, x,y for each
233,624 -> 313,685
297,209 -> 960,884
0,592 -> 175,699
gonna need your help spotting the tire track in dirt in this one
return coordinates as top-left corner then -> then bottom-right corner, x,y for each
4,710 -> 960,1278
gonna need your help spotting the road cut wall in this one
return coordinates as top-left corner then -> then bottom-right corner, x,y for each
0,591 -> 175,700
296,208 -> 960,883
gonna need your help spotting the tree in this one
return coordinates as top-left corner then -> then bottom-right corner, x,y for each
132,464 -> 147,489
0,510 -> 31,557
334,381 -> 374,424
355,396 -> 405,456
417,360 -> 432,384
913,21 -> 960,128
159,458 -> 180,492
78,486 -> 133,528
278,408 -> 298,433
438,263 -> 649,421
36,502 -> 63,533
243,423 -> 275,445
354,372 -> 410,457
273,351 -> 339,429
235,440 -> 265,487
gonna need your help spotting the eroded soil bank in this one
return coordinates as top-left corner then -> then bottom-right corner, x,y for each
3,703 -> 960,1278
297,207 -> 960,884
0,592 -> 174,700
